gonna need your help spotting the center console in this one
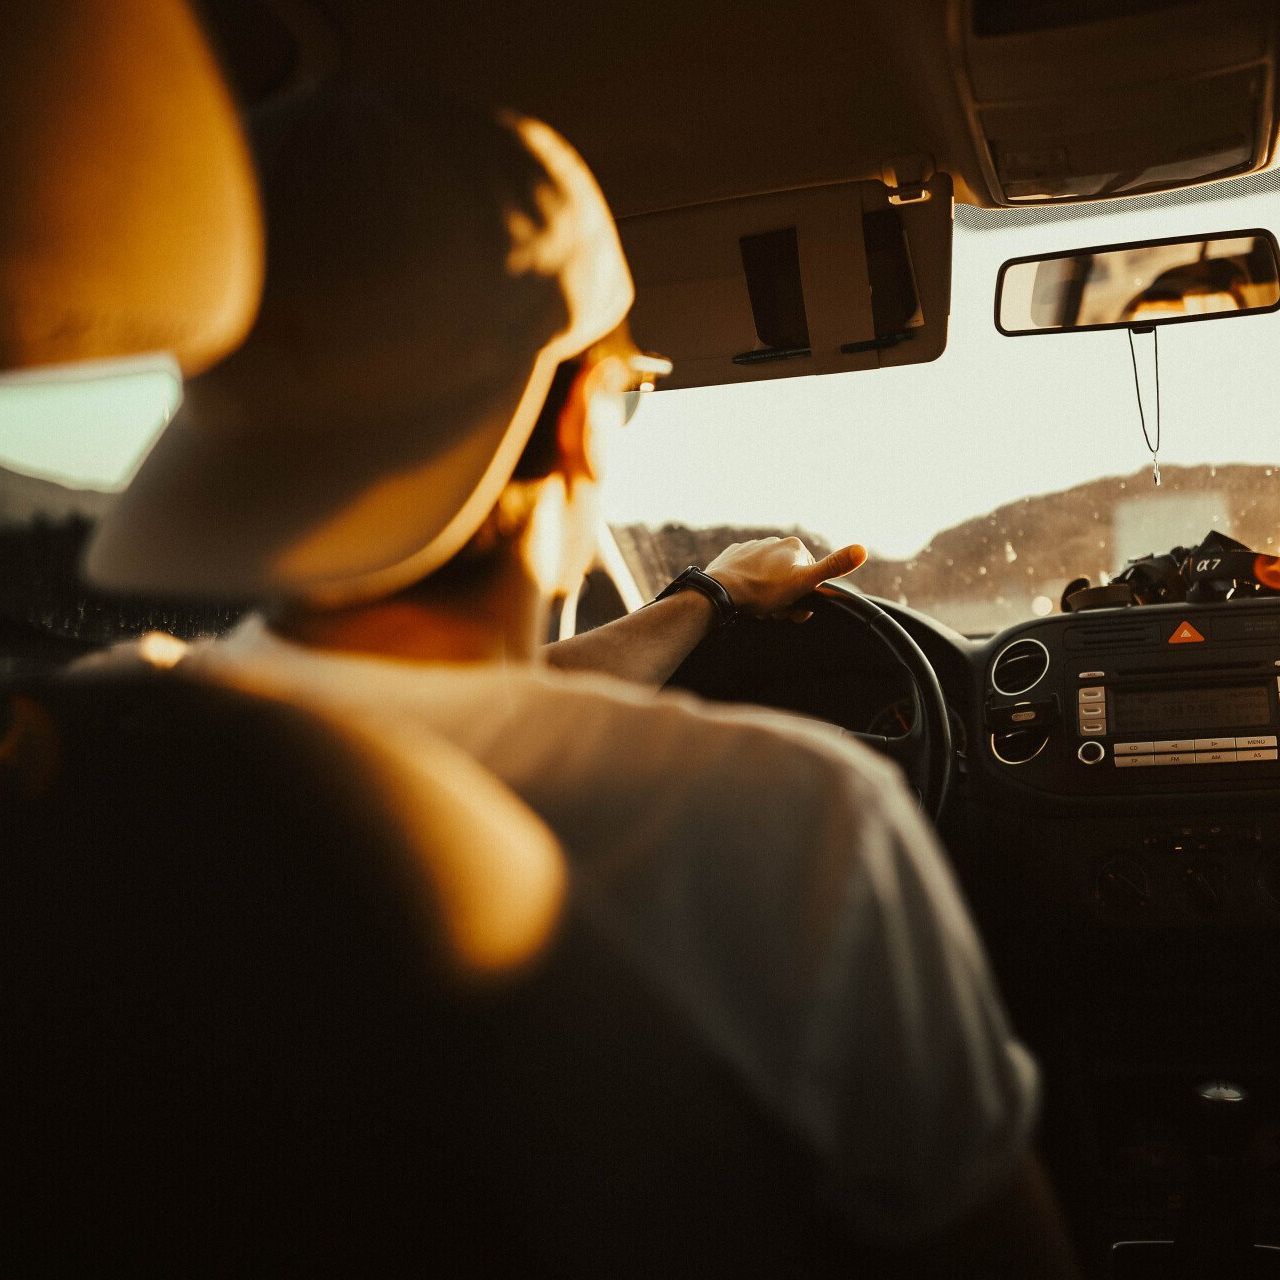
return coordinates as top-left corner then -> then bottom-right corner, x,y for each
964,601 -> 1280,1273
968,599 -> 1280,930
982,600 -> 1280,796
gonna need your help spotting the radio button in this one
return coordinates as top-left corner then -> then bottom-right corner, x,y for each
1239,748 -> 1278,763
1155,752 -> 1194,766
1154,739 -> 1195,753
1080,722 -> 1106,735
1116,754 -> 1154,767
1078,687 -> 1105,701
1194,750 -> 1238,764
1194,737 -> 1237,751
1116,741 -> 1155,755
1239,735 -> 1278,750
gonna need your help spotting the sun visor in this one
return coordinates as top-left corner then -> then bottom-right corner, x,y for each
617,174 -> 952,390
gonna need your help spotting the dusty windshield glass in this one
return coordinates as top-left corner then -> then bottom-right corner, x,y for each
0,361 -> 243,663
603,180 -> 1280,635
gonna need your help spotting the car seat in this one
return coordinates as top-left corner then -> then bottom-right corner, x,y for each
0,664 -> 872,1277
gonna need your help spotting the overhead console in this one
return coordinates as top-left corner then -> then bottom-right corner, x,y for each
617,174 -> 953,390
981,600 -> 1280,797
950,0 -> 1280,204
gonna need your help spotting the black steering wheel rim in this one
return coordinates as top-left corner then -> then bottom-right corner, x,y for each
808,582 -> 953,821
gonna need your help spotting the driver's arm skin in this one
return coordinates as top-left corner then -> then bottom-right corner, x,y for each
544,536 -> 866,686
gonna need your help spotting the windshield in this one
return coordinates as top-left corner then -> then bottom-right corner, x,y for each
3,177 -> 1280,642
603,178 -> 1280,635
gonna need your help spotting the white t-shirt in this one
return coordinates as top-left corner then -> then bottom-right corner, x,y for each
173,617 -> 1038,1241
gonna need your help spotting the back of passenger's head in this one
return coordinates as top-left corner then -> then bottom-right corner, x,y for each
86,82 -> 633,607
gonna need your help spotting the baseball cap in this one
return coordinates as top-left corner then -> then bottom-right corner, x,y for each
87,85 -> 633,605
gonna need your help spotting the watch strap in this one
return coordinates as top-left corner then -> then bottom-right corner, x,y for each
653,566 -> 737,628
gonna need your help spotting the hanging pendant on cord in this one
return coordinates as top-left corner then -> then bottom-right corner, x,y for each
1127,325 -> 1161,486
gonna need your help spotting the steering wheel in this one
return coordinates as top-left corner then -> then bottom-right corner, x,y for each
806,581 -> 953,821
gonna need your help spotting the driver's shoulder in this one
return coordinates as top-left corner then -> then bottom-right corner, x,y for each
530,663 -> 907,808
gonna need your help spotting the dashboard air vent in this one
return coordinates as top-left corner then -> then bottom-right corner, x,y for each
990,728 -> 1049,765
1064,621 -> 1152,650
991,638 -> 1050,696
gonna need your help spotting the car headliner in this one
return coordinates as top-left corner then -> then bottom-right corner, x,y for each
206,0 -> 999,214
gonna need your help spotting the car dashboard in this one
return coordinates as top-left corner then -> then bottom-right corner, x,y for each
721,592 -> 1280,932
950,597 -> 1280,932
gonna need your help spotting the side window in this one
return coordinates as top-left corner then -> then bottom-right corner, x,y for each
0,512 -> 244,676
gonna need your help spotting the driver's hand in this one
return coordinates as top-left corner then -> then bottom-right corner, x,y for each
705,536 -> 867,621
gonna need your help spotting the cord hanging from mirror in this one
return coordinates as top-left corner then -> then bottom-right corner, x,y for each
1127,325 -> 1161,486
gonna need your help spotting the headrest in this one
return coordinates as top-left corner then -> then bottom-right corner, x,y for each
0,1 -> 262,375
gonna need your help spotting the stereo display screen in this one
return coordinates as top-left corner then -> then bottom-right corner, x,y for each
1112,685 -> 1271,735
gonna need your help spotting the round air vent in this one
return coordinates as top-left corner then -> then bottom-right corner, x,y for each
989,728 -> 1049,765
991,638 -> 1050,696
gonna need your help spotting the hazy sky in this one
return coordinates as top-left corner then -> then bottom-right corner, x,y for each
2,186 -> 1279,560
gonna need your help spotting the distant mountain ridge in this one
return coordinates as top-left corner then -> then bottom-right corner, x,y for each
850,463 -> 1280,608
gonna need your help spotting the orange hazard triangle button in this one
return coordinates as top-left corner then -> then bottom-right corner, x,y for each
1169,621 -> 1206,644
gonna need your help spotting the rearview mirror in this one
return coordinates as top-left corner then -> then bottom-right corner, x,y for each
995,228 -> 1280,335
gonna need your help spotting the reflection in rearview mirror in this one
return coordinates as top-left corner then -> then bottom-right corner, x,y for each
996,229 -> 1280,335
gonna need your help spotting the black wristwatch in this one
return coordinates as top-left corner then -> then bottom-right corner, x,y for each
653,565 -> 737,629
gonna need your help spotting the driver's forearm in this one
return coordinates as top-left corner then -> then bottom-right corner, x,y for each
543,589 -> 715,686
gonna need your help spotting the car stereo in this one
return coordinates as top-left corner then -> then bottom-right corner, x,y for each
1077,679 -> 1277,769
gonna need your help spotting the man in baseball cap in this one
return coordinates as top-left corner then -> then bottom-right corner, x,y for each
87,79 -> 864,681
87,82 -> 1071,1269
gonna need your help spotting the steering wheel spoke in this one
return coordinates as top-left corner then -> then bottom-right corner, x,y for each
845,726 -> 922,769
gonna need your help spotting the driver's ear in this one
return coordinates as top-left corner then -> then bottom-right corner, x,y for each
553,355 -> 614,488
